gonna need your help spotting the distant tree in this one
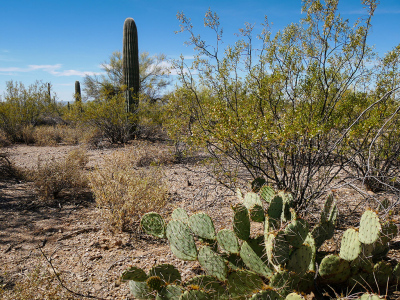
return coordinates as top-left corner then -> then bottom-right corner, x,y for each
83,51 -> 171,103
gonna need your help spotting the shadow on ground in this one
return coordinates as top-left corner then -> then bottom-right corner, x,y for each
0,173 -> 94,249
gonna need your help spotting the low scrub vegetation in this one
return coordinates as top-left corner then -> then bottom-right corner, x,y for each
27,148 -> 89,200
0,264 -> 68,300
88,151 -> 169,232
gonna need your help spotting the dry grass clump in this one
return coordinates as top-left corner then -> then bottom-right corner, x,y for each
0,129 -> 11,147
132,141 -> 177,167
20,124 -> 101,146
0,151 -> 24,180
28,148 -> 89,200
0,264 -> 72,300
89,151 -> 169,232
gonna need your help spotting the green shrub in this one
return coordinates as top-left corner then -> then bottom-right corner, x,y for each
165,1 -> 400,210
0,80 -> 61,143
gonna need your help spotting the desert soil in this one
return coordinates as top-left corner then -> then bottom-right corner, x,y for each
0,142 -> 399,299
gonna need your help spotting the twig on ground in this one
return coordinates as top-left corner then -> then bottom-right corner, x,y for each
38,246 -> 107,300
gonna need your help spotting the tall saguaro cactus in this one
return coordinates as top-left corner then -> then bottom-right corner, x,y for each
47,83 -> 52,104
122,17 -> 139,116
75,80 -> 81,102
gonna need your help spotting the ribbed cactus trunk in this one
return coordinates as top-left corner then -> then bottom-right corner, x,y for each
75,80 -> 81,102
122,18 -> 139,116
47,83 -> 51,104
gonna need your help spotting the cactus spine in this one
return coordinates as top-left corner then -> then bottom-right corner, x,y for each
74,80 -> 81,102
122,18 -> 139,116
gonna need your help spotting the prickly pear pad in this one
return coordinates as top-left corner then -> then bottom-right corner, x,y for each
369,261 -> 393,287
240,241 -> 273,278
198,245 -> 228,281
266,231 -> 290,267
321,194 -> 337,223
157,284 -> 183,299
287,244 -> 314,275
285,292 -> 305,300
149,264 -> 181,284
140,212 -> 165,238
311,221 -> 335,249
360,293 -> 383,300
319,254 -> 351,284
217,229 -> 240,254
184,275 -> 226,298
243,192 -> 262,209
239,191 -> 264,222
339,228 -> 361,261
233,203 -> 251,241
359,210 -> 381,245
121,266 -> 147,281
188,213 -> 216,240
268,195 -> 283,228
180,289 -> 209,300
227,270 -> 264,299
166,220 -> 197,261
284,218 -> 309,248
250,289 -> 282,300
128,280 -> 153,299
171,207 -> 189,223
260,185 -> 275,203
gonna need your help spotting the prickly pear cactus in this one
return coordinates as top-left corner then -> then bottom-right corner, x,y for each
240,241 -> 273,278
359,210 -> 381,245
141,212 -> 166,238
166,220 -> 197,261
339,228 -> 361,261
285,292 -> 305,300
171,207 -> 189,223
188,213 -> 216,240
250,288 -> 281,300
260,185 -> 275,203
122,187 -> 399,299
149,264 -> 181,285
284,218 -> 309,248
266,230 -> 290,267
232,203 -> 251,241
217,229 -> 240,254
319,254 -> 351,284
197,245 -> 228,281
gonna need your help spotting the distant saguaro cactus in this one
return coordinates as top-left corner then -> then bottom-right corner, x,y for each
47,83 -> 51,103
122,17 -> 139,115
75,80 -> 81,102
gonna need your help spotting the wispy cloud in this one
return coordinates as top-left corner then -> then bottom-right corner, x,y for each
376,9 -> 400,14
154,61 -> 196,76
342,8 -> 400,15
0,64 -> 102,77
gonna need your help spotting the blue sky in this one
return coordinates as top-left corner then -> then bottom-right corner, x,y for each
1,0 -> 399,102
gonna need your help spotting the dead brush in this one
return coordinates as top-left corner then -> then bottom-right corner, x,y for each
0,264 -> 67,300
88,151 -> 169,232
29,148 -> 89,200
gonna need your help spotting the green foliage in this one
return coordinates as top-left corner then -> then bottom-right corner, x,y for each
73,50 -> 171,142
165,0 -> 400,209
124,187 -> 399,299
0,80 -> 61,142
66,92 -> 134,144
